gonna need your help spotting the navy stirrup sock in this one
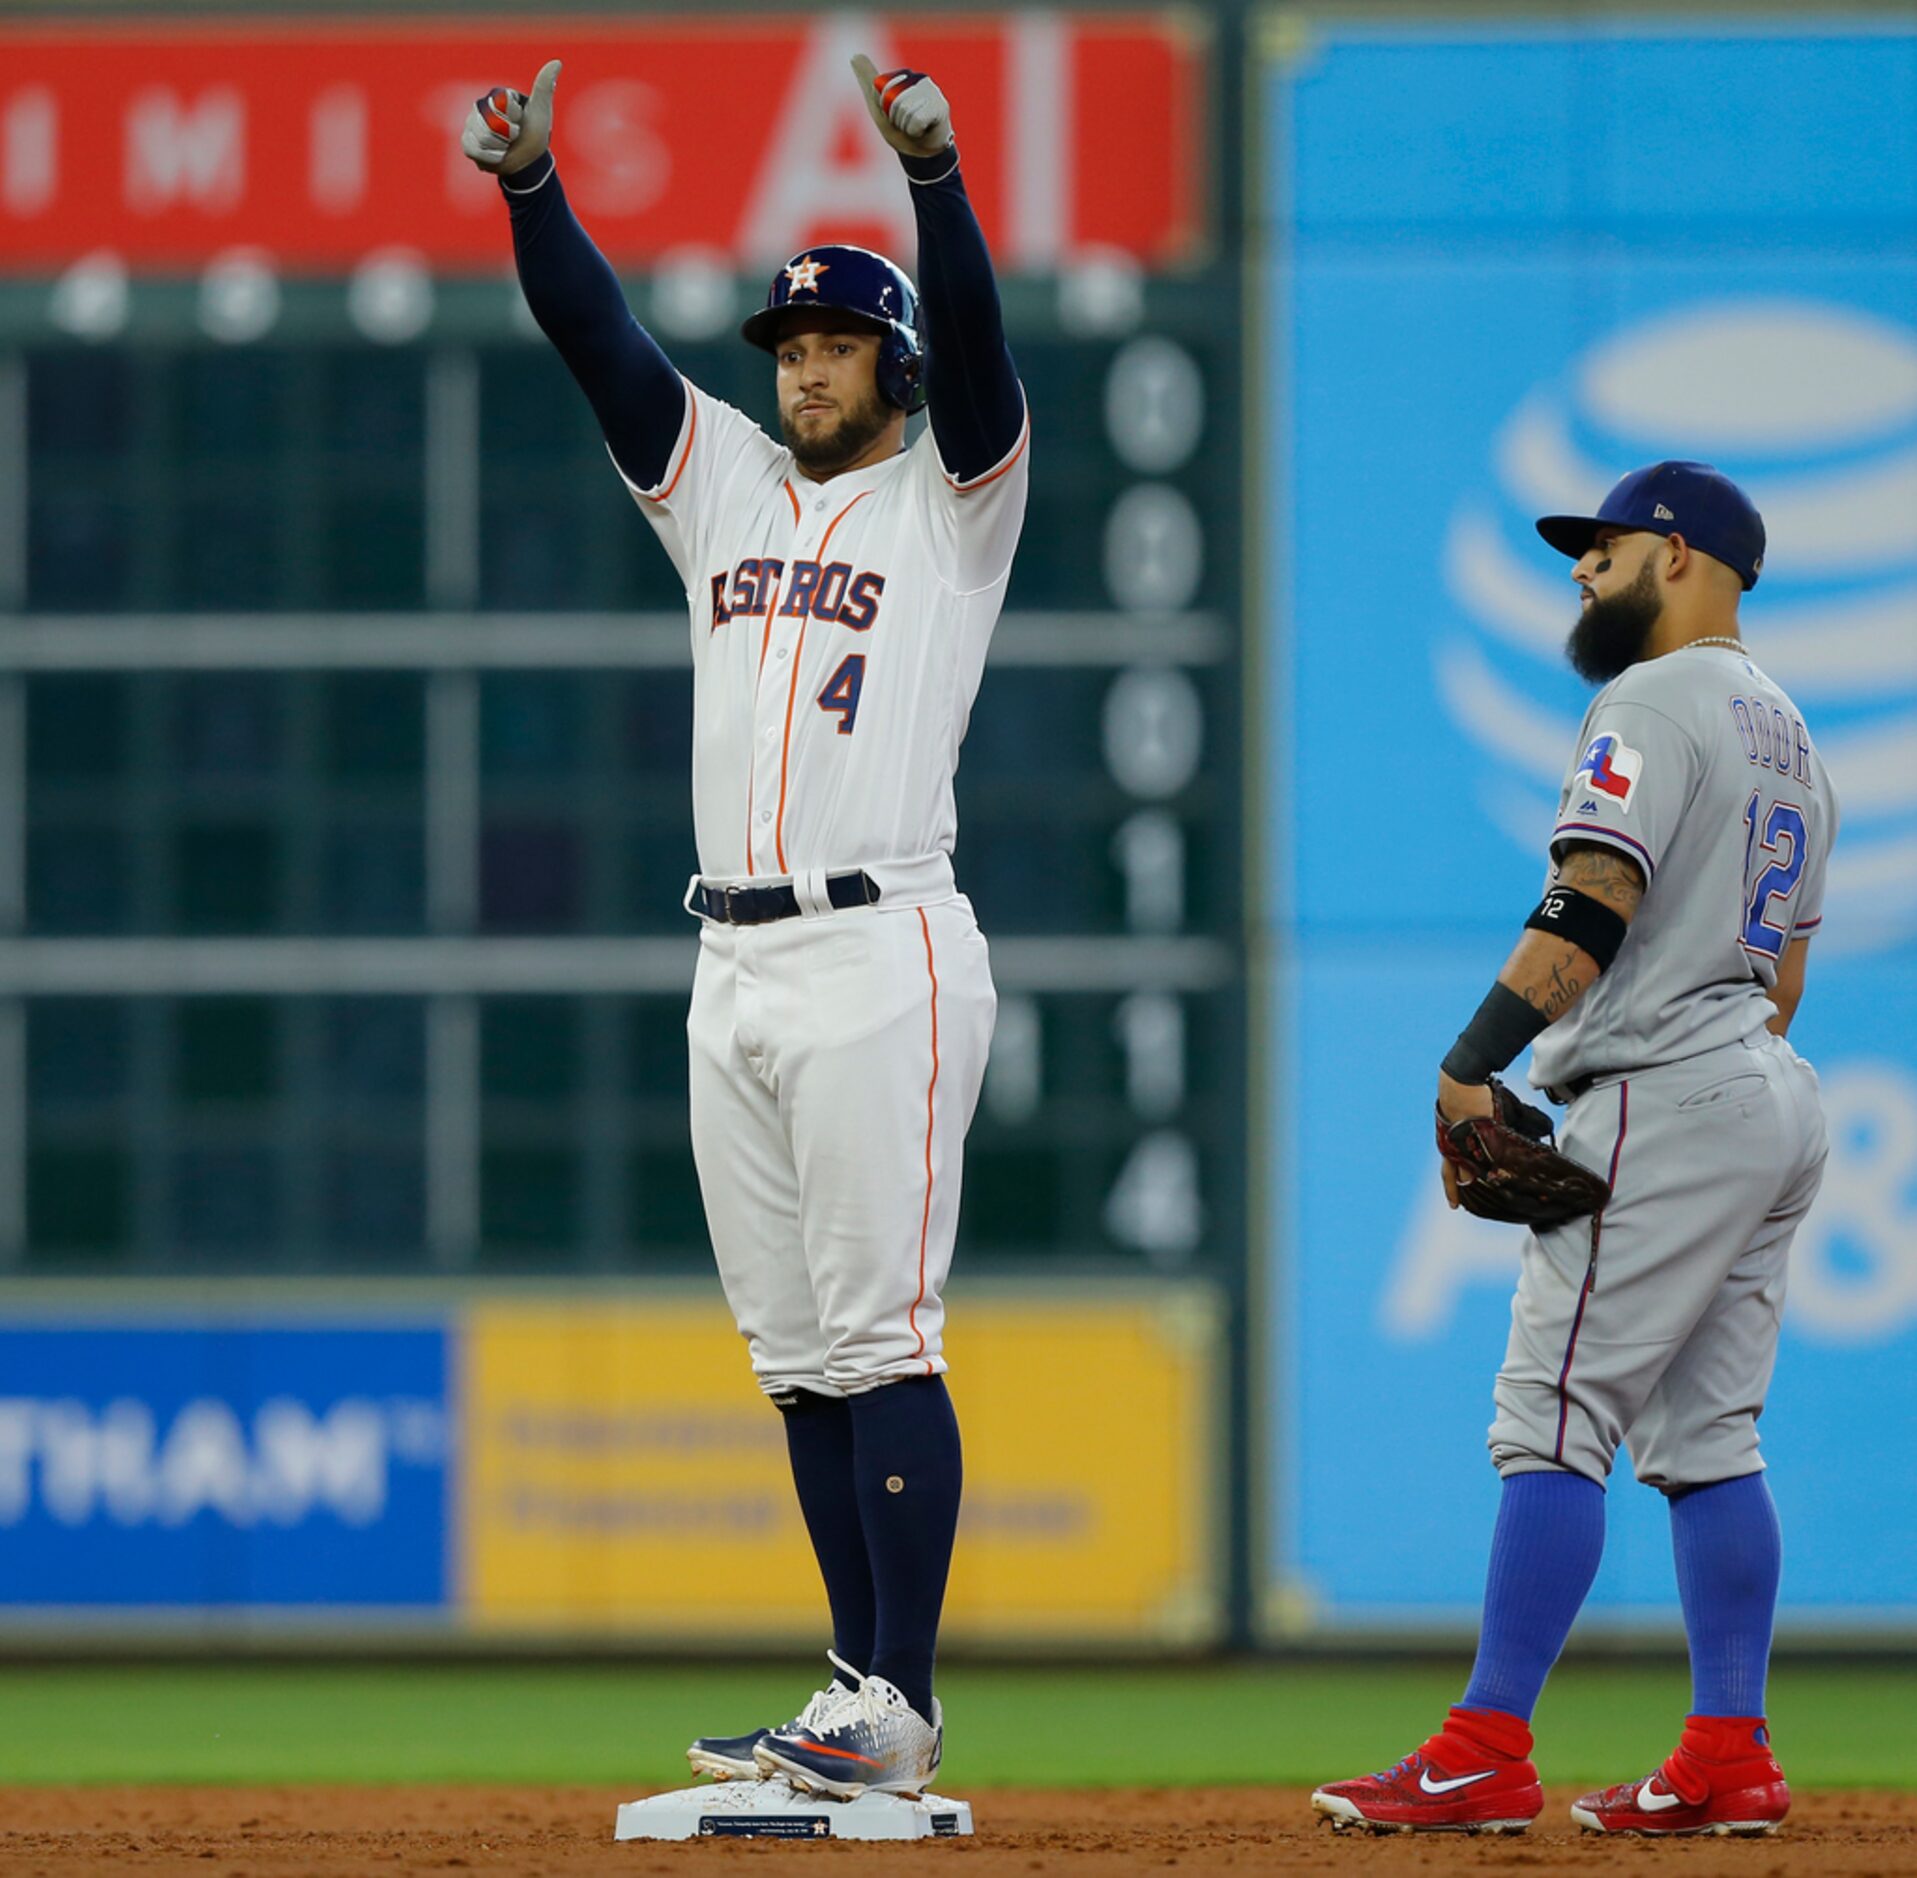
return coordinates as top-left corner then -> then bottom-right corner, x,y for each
779,1391 -> 874,1689
1461,1469 -> 1606,1723
1669,1472 -> 1780,1718
848,1375 -> 963,1722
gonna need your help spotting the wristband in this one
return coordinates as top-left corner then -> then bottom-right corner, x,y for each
1524,886 -> 1628,971
901,143 -> 960,184
500,150 -> 555,195
1441,982 -> 1548,1085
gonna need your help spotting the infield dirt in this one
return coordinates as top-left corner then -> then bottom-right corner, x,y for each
2,1785 -> 1914,1876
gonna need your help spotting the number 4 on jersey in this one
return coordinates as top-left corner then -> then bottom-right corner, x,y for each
1741,790 -> 1808,959
817,655 -> 865,735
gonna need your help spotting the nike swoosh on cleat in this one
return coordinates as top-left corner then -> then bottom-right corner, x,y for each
1637,1783 -> 1684,1812
1419,1769 -> 1497,1795
781,1741 -> 882,1766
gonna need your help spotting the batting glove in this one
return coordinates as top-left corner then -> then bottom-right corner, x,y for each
460,58 -> 561,179
851,53 -> 953,158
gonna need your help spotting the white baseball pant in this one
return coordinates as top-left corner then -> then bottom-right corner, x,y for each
686,893 -> 996,1398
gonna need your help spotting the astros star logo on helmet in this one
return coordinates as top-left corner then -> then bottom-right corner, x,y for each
784,255 -> 830,295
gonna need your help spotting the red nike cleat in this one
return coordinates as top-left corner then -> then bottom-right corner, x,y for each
1571,1716 -> 1789,1836
1311,1706 -> 1543,1834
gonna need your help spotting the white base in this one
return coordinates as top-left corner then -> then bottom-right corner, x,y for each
615,1775 -> 974,1842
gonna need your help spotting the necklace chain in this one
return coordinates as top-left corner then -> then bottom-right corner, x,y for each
1685,636 -> 1747,654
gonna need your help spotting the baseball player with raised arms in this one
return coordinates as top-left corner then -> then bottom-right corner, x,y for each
462,54 -> 1026,1797
1313,464 -> 1834,1837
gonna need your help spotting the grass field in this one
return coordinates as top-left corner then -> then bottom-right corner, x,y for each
2,1659 -> 1912,1789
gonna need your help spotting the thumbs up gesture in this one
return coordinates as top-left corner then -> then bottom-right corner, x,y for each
461,58 -> 562,177
851,54 -> 953,158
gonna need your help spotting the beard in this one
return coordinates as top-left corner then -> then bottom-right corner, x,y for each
1566,555 -> 1663,683
779,383 -> 892,474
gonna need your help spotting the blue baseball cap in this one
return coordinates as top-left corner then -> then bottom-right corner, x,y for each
1537,460 -> 1766,590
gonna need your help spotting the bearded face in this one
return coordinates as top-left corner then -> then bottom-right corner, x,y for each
774,324 -> 895,474
1567,549 -> 1664,683
779,374 -> 893,474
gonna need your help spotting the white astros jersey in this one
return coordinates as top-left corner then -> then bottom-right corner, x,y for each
1530,643 -> 1838,1090
613,373 -> 1026,1401
616,377 -> 1030,885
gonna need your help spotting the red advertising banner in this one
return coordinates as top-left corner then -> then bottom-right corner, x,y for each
0,14 -> 1202,274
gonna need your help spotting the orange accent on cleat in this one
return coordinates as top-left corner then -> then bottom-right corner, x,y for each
778,1739 -> 882,1767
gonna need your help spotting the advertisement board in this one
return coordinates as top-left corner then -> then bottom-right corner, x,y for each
0,1288 -> 1220,1641
1261,19 -> 1917,1632
462,1290 -> 1221,1643
0,14 -> 1201,272
0,1317 -> 451,1610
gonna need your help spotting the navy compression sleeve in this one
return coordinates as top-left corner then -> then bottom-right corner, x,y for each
500,152 -> 686,490
901,148 -> 1024,482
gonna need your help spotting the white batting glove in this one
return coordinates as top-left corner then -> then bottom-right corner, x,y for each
851,53 -> 953,158
460,58 -> 561,178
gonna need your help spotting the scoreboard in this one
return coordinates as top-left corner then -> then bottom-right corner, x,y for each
0,273 -> 1244,1279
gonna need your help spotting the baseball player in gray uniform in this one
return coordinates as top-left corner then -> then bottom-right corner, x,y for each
1314,462 -> 1835,1837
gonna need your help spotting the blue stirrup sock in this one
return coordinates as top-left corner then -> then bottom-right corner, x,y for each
1460,1469 -> 1607,1724
779,1390 -> 874,1690
848,1374 -> 963,1722
1669,1471 -> 1781,1719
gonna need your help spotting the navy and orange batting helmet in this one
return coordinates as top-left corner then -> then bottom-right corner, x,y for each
740,245 -> 926,414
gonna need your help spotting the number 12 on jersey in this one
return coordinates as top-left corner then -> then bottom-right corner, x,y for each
1741,789 -> 1808,958
818,655 -> 865,735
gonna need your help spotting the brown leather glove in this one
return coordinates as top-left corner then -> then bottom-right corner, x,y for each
1436,1079 -> 1612,1228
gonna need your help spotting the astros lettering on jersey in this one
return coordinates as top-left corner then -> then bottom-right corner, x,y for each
623,382 -> 1029,892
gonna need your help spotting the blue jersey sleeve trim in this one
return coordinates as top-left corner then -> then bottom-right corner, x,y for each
1551,821 -> 1657,880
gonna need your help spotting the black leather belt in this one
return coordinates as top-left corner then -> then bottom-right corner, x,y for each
1547,1074 -> 1599,1105
695,870 -> 880,925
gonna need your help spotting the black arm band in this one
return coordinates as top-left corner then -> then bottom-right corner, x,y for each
1524,886 -> 1629,971
1441,982 -> 1548,1085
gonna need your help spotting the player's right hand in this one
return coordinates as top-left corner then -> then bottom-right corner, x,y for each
460,58 -> 561,178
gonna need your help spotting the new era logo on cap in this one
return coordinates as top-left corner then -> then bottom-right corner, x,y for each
1535,460 -> 1767,591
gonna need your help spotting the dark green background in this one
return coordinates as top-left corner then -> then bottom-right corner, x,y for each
17,308 -> 1244,1276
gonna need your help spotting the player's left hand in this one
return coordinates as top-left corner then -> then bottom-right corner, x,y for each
1437,1071 -> 1496,1208
851,53 -> 953,158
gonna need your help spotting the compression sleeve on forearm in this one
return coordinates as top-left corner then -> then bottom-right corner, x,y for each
901,147 -> 1024,482
501,152 -> 686,490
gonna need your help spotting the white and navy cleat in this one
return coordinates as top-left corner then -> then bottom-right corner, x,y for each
686,1652 -> 862,1781
754,1664 -> 942,1799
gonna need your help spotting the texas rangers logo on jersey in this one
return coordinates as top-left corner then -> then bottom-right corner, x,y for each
784,255 -> 830,295
1575,733 -> 1643,811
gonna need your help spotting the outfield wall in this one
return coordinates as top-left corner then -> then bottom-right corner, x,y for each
3,5 -> 1914,1653
1256,15 -> 1917,1637
0,1285 -> 1224,1644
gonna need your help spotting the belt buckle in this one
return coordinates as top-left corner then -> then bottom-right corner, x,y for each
722,884 -> 744,924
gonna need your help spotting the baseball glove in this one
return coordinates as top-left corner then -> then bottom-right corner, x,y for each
1435,1079 -> 1612,1228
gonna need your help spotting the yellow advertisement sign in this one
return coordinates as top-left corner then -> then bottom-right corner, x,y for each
460,1287 -> 1219,1644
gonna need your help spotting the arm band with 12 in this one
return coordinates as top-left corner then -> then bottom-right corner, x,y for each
1523,886 -> 1629,971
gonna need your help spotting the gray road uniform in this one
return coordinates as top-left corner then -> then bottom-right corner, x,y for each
1490,643 -> 1836,1489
